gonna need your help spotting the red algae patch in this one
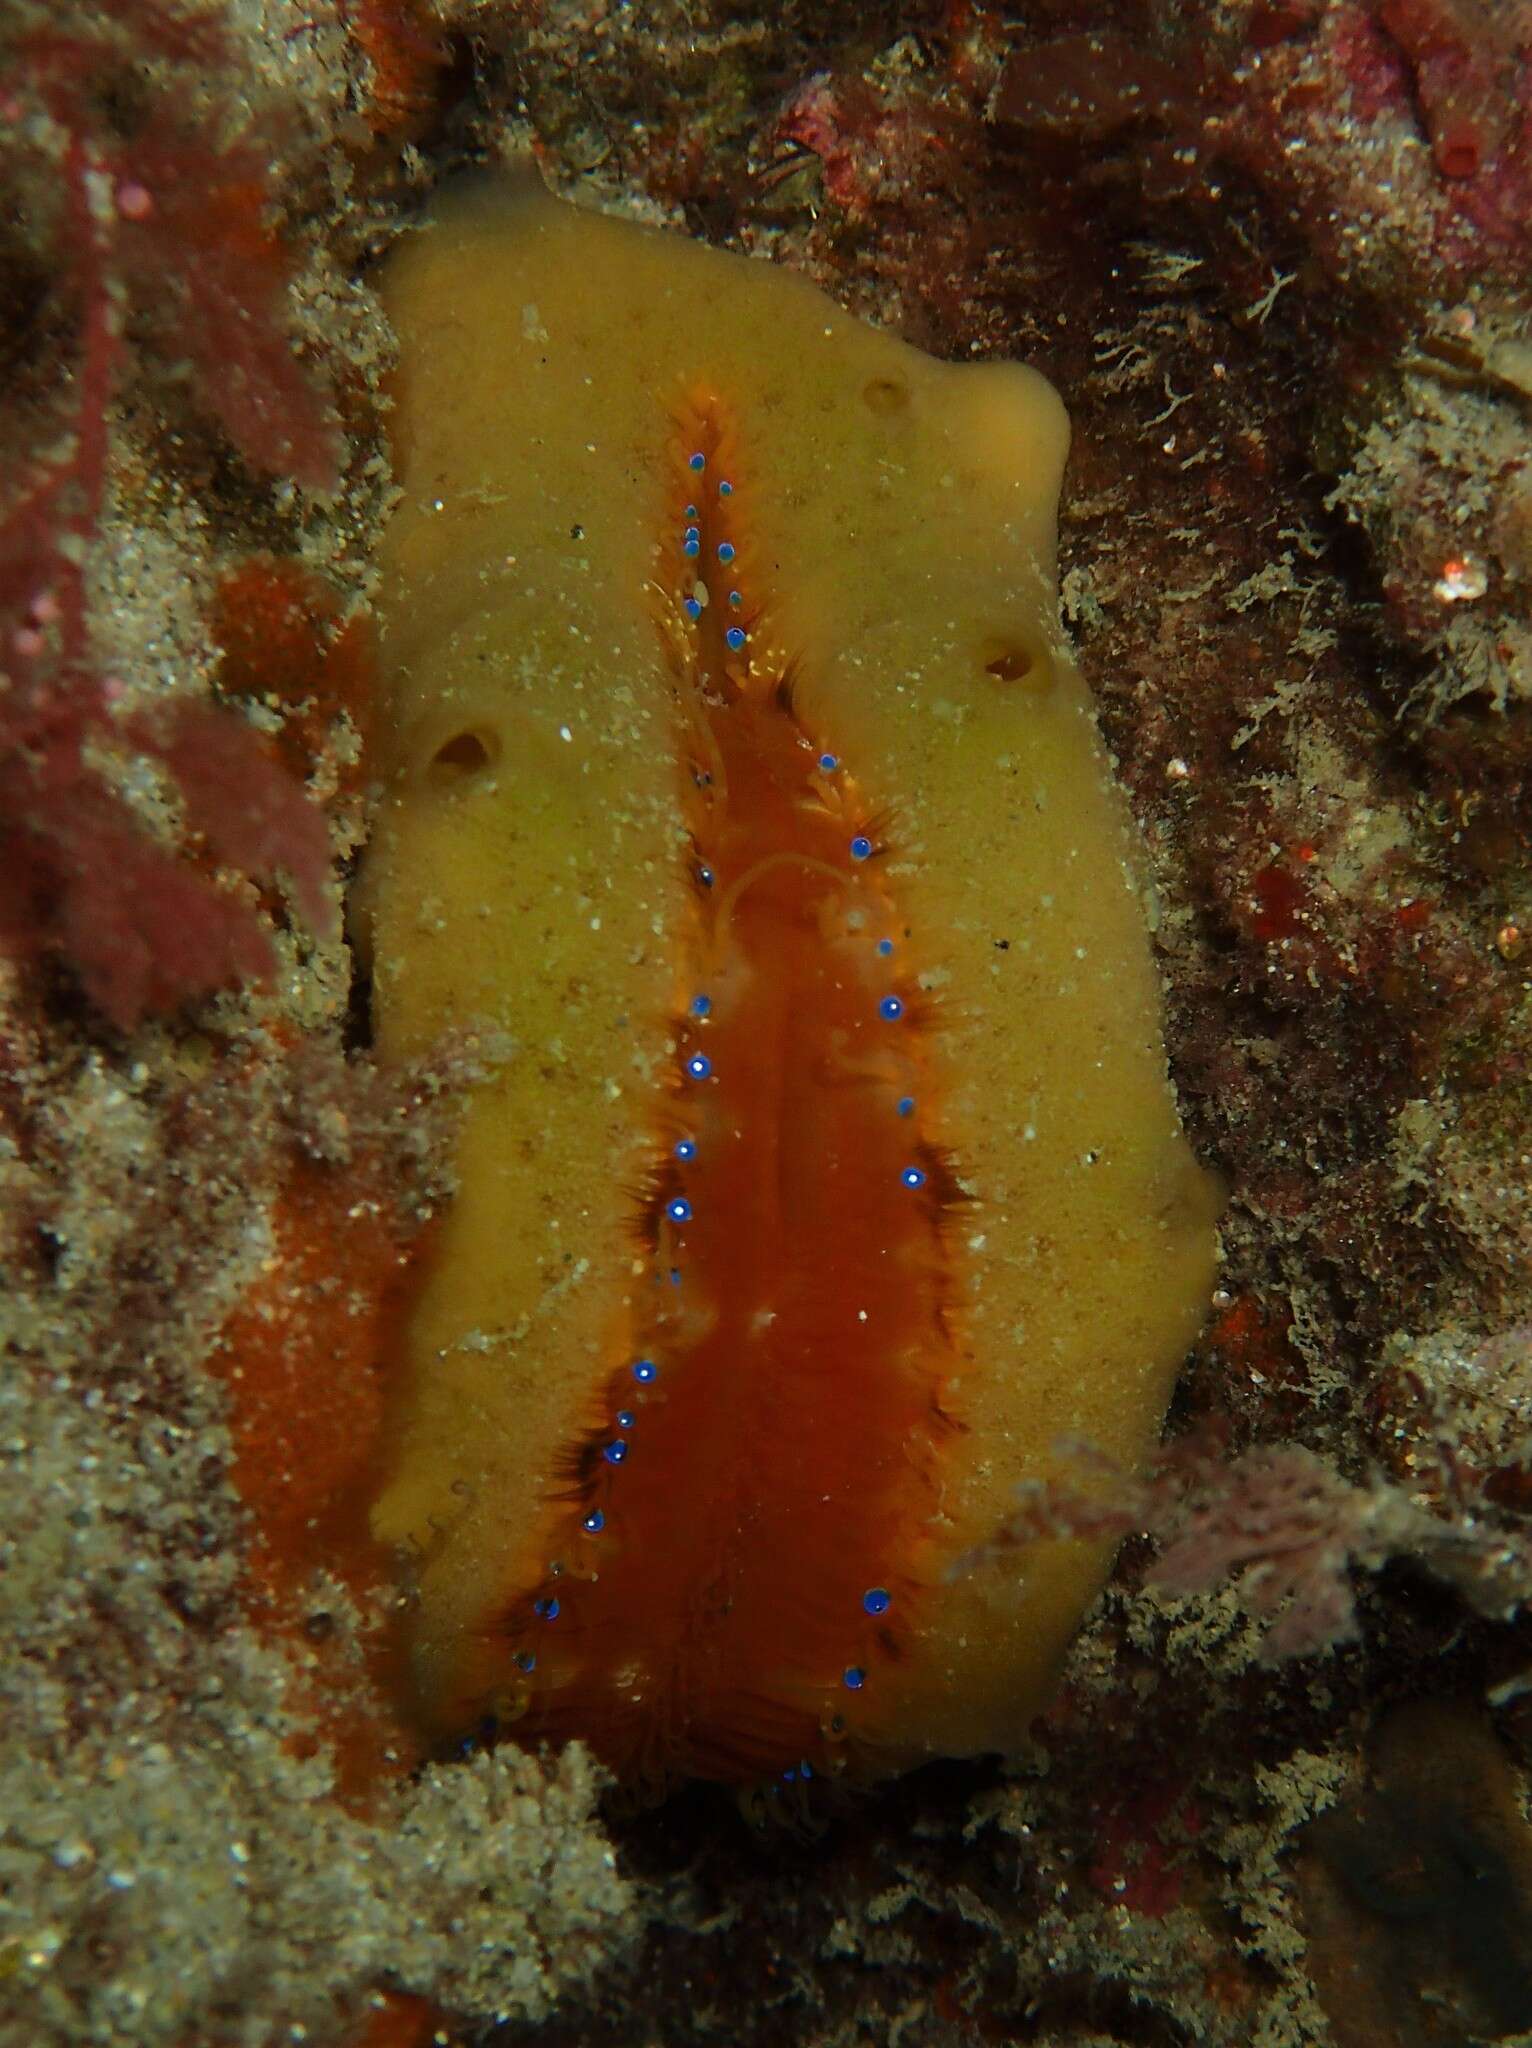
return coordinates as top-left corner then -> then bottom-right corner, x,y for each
359,174 -> 1220,1800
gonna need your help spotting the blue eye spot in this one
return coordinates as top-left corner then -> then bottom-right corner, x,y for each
684,596 -> 702,621
617,1408 -> 636,1429
696,865 -> 714,888
515,1650 -> 537,1673
674,1138 -> 697,1162
717,541 -> 736,564
534,1596 -> 561,1621
818,753 -> 838,772
666,1197 -> 693,1225
897,1096 -> 916,1118
602,1438 -> 629,1466
725,626 -> 746,652
843,1665 -> 866,1691
876,938 -> 894,956
862,1587 -> 891,1616
683,535 -> 700,558
728,590 -> 742,607
686,1053 -> 712,1081
719,480 -> 733,496
691,994 -> 711,1017
850,835 -> 873,862
901,1166 -> 927,1190
632,1358 -> 658,1383
879,995 -> 904,1022
689,452 -> 705,471
685,503 -> 698,519
582,1509 -> 605,1534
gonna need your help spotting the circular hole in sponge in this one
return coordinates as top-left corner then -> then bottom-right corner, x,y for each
862,375 -> 910,417
982,640 -> 1052,689
427,727 -> 499,786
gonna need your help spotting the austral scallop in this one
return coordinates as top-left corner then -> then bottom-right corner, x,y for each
357,174 -> 1220,1803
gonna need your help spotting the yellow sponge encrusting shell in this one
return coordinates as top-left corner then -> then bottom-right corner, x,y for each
358,174 -> 1220,1785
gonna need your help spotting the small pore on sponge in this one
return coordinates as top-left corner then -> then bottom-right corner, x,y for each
357,172 -> 1221,1799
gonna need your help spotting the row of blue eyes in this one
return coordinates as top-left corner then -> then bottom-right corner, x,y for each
680,475 -> 855,820
681,466 -> 742,651
536,463 -> 894,1696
